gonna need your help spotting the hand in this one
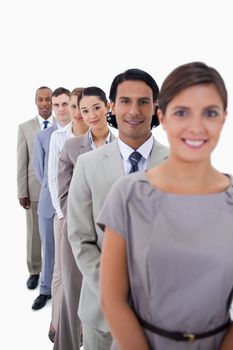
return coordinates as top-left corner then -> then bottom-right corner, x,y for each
19,197 -> 30,209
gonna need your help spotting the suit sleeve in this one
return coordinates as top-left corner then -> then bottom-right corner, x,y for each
33,133 -> 44,184
67,156 -> 101,298
17,125 -> 29,198
58,142 -> 74,217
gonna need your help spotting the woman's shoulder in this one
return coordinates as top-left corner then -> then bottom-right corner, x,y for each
224,173 -> 233,203
111,171 -> 154,199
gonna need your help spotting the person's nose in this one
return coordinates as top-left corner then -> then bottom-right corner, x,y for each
42,100 -> 49,107
129,101 -> 140,116
89,110 -> 97,119
188,115 -> 204,135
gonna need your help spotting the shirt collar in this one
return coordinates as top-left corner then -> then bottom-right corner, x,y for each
117,134 -> 154,161
37,114 -> 53,127
88,129 -> 111,148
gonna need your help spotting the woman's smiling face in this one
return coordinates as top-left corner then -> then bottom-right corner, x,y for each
158,83 -> 227,163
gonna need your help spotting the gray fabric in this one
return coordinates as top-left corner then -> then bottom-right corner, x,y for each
33,123 -> 57,218
54,133 -> 93,350
33,123 -> 57,295
38,216 -> 54,295
82,322 -> 112,350
54,131 -> 116,349
53,224 -> 82,350
67,138 -> 169,332
26,200 -> 41,274
97,172 -> 233,350
17,117 -> 43,274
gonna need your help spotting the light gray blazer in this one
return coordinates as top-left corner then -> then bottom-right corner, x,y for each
58,130 -> 116,217
17,116 -> 41,201
67,138 -> 169,331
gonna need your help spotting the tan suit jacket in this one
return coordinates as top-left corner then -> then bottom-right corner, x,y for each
67,138 -> 169,331
17,116 -> 41,200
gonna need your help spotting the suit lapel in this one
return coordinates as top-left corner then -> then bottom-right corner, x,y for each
32,116 -> 40,132
79,133 -> 92,154
148,139 -> 168,169
102,140 -> 124,185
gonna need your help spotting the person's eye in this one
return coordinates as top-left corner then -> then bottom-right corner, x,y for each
81,110 -> 88,115
174,109 -> 188,117
140,99 -> 149,105
71,105 -> 77,109
205,110 -> 218,118
120,99 -> 129,104
94,106 -> 101,111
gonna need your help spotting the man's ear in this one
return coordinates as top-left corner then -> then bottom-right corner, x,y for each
110,101 -> 115,114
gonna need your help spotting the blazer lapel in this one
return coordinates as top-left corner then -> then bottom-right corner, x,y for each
148,139 -> 168,169
102,140 -> 125,185
32,116 -> 40,132
79,132 -> 92,154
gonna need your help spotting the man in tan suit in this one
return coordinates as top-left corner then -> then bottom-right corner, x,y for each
17,86 -> 54,290
67,69 -> 169,350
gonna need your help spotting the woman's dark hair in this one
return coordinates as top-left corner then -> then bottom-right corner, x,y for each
77,86 -> 118,129
108,68 -> 160,129
158,62 -> 228,114
77,86 -> 108,106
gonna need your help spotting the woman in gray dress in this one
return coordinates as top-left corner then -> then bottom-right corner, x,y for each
97,62 -> 233,349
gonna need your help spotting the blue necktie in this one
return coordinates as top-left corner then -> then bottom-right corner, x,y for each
129,151 -> 142,173
43,120 -> 49,129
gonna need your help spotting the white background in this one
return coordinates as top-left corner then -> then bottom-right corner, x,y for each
0,1 -> 232,349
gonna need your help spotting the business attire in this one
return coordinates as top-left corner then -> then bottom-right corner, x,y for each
17,115 -> 54,277
97,172 -> 233,350
53,130 -> 116,350
33,123 -> 58,297
48,122 -> 74,329
67,136 -> 169,350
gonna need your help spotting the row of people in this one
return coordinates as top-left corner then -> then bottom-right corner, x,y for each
17,62 -> 233,350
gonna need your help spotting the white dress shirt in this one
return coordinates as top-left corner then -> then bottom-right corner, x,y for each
87,129 -> 112,150
117,134 -> 154,174
38,115 -> 54,130
48,122 -> 74,218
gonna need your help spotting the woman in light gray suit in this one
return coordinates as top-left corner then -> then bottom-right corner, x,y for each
53,87 -> 117,350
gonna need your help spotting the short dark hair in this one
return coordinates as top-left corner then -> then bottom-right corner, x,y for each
158,61 -> 228,114
52,87 -> 71,98
35,86 -> 52,99
108,68 -> 159,129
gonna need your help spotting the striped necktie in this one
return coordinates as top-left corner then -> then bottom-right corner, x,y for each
129,151 -> 142,173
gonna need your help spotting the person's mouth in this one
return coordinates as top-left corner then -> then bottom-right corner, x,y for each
182,138 -> 207,148
125,119 -> 143,125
